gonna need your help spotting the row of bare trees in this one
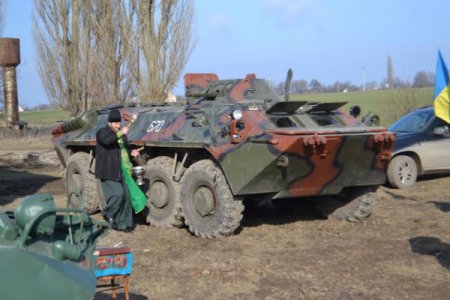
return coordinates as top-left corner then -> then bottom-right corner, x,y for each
0,0 -> 4,107
33,0 -> 194,116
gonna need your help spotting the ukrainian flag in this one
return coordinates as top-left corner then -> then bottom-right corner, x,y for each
434,51 -> 450,123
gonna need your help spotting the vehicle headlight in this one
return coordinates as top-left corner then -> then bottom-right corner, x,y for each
231,109 -> 243,120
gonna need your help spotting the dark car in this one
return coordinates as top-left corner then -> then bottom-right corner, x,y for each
387,106 -> 450,188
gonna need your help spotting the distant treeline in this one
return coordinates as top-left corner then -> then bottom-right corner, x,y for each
273,70 -> 435,94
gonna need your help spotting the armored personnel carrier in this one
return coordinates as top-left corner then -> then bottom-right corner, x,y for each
52,73 -> 394,238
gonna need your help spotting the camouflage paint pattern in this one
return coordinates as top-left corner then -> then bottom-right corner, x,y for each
52,73 -> 394,200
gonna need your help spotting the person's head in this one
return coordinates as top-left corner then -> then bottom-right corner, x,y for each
108,109 -> 121,133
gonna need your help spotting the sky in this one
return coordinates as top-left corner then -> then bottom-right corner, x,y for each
3,0 -> 450,107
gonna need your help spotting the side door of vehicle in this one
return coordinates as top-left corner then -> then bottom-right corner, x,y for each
418,117 -> 450,171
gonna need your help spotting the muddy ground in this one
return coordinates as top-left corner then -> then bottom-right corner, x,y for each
1,135 -> 450,299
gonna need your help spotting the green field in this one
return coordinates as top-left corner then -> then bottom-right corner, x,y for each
21,109 -> 70,125
0,87 -> 434,127
291,87 -> 434,126
0,109 -> 70,126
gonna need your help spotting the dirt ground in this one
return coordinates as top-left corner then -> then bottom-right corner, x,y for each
1,135 -> 450,300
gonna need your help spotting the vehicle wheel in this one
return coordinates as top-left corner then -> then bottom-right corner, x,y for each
145,157 -> 183,227
387,155 -> 418,189
65,152 -> 99,213
317,186 -> 377,222
181,160 -> 244,238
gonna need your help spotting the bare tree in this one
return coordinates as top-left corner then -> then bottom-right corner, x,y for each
291,80 -> 308,94
413,71 -> 434,88
34,0 -> 195,115
33,1 -> 88,115
382,88 -> 419,125
309,79 -> 322,93
89,1 -> 136,107
133,0 -> 195,102
0,0 -> 5,108
34,1 -> 137,115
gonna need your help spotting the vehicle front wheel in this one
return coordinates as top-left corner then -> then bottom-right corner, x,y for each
387,155 -> 418,189
181,160 -> 244,238
66,152 -> 99,213
144,157 -> 183,227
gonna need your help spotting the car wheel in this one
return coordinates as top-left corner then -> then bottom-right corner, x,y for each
387,155 -> 418,189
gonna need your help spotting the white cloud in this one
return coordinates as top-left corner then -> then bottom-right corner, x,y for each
263,0 -> 314,27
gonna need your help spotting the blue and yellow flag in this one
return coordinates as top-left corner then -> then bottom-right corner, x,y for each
434,51 -> 450,123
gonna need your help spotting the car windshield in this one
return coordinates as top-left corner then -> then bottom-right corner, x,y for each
389,109 -> 434,133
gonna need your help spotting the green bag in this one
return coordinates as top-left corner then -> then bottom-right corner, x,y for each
118,138 -> 147,214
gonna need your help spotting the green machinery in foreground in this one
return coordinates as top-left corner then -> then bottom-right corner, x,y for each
0,193 -> 109,299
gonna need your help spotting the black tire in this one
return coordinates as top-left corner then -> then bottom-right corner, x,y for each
65,152 -> 99,213
145,157 -> 183,227
181,160 -> 244,238
318,186 -> 377,222
387,155 -> 418,189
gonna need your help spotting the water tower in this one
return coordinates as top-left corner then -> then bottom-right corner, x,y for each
0,38 -> 21,129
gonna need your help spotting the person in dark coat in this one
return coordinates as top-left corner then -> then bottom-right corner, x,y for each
95,109 -> 140,232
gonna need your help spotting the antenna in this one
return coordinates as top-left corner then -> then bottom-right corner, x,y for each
284,68 -> 293,102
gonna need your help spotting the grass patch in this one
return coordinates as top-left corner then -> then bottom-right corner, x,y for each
0,109 -> 70,126
0,134 -> 53,150
291,87 -> 433,126
20,109 -> 70,125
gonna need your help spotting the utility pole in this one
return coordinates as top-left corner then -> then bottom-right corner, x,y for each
362,67 -> 366,92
